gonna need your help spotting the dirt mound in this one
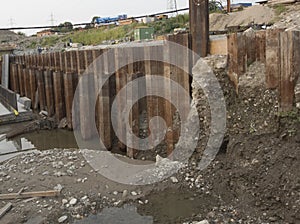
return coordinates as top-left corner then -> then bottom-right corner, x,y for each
210,5 -> 275,30
183,55 -> 300,223
273,3 -> 300,30
0,30 -> 19,43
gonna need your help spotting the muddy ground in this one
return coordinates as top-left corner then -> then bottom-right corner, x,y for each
0,56 -> 299,224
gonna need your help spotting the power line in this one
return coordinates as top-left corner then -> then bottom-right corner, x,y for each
167,0 -> 178,16
0,7 -> 189,31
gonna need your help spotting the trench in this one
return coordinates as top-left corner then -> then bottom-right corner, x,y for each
0,129 -> 78,163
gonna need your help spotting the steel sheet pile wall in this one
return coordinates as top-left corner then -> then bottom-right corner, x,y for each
227,29 -> 300,111
8,33 -> 191,156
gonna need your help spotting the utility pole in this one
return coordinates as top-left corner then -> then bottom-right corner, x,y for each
167,0 -> 178,16
49,13 -> 56,26
189,0 -> 209,58
227,0 -> 231,13
8,18 -> 16,27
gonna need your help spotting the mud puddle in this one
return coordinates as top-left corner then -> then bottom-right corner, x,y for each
74,205 -> 153,224
0,129 -> 78,163
75,188 -> 217,224
137,188 -> 218,223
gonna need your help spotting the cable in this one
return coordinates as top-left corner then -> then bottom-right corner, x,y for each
0,8 -> 189,31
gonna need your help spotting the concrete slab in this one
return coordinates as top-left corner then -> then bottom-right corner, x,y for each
0,103 -> 10,116
17,102 -> 30,113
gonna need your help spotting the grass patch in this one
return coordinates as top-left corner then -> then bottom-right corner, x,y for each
61,23 -> 139,46
279,109 -> 300,123
40,36 -> 61,47
273,4 -> 287,16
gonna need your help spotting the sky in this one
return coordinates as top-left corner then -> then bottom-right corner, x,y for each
1,0 -> 255,35
0,0 -> 190,35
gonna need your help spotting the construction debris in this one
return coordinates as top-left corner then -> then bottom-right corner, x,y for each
0,190 -> 61,200
0,203 -> 12,219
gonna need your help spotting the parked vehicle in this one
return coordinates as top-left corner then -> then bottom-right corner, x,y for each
95,15 -> 127,25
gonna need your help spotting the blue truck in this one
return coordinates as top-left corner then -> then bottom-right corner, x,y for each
95,15 -> 127,25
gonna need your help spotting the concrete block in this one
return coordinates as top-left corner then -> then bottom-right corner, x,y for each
1,54 -> 9,88
19,97 -> 32,110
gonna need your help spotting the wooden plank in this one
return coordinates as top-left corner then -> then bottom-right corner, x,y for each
36,69 -> 46,111
176,33 -> 190,121
244,29 -> 256,66
114,47 -> 127,150
44,70 -> 55,116
0,203 -> 12,219
76,50 -> 85,73
64,51 -> 72,73
29,69 -> 37,109
170,36 -> 180,150
79,50 -> 93,140
72,51 -> 83,131
227,33 -> 239,93
63,72 -> 75,129
28,55 -> 33,70
256,30 -> 266,63
126,47 -> 138,158
54,52 -> 60,72
279,31 -> 300,111
44,53 -> 49,69
144,46 -> 155,149
24,68 -> 30,98
59,52 -> 65,73
17,65 -> 25,96
153,45 -> 166,150
32,54 -> 37,69
9,63 -> 14,91
96,49 -> 109,148
0,190 -> 61,200
65,51 -> 79,129
266,29 -> 283,89
92,50 -> 102,136
189,0 -> 209,58
37,54 -> 44,70
209,37 -> 228,55
237,33 -> 246,75
53,71 -> 66,120
155,45 -> 165,117
163,48 -> 174,155
102,49 -> 114,149
49,52 -> 55,71
10,64 -> 19,92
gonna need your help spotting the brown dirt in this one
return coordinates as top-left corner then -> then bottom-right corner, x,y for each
181,55 -> 300,223
210,5 -> 276,31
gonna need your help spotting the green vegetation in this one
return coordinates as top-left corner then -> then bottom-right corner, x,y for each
62,23 -> 139,45
148,14 -> 189,35
28,41 -> 37,49
279,110 -> 300,122
209,0 -> 224,13
273,4 -> 287,16
28,9 -> 225,49
57,22 -> 74,33
17,31 -> 26,36
40,36 -> 61,47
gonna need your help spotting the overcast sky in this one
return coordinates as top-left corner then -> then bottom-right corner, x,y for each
0,0 -> 190,35
1,0 -> 255,35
